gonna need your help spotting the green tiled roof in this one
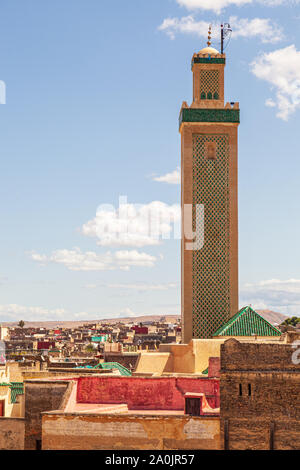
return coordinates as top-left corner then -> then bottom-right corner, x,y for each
0,382 -> 24,403
76,362 -> 132,376
212,306 -> 282,337
100,362 -> 132,377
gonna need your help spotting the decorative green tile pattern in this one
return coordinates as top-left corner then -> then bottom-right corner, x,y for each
10,382 -> 24,403
179,108 -> 240,128
0,382 -> 24,403
192,57 -> 226,67
212,306 -> 282,337
200,70 -> 219,97
192,134 -> 231,338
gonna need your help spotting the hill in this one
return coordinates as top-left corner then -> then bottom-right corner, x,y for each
0,310 -> 286,328
256,310 -> 287,326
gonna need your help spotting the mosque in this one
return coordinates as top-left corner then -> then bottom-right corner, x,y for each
179,29 -> 281,344
3,33 -> 296,452
130,31 -> 283,377
34,36 -> 292,448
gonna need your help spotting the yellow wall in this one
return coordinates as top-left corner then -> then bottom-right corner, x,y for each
135,337 -> 285,376
42,412 -> 220,450
134,353 -> 173,375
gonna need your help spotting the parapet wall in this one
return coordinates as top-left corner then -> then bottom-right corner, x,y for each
24,380 -> 71,450
221,339 -> 299,371
77,376 -> 219,410
220,340 -> 300,450
42,412 -> 220,450
0,418 -> 24,450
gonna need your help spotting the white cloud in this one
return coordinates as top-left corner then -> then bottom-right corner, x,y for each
29,248 -> 157,271
240,278 -> 300,315
175,0 -> 298,13
265,98 -> 276,107
30,253 -> 48,264
158,16 -> 210,40
176,0 -> 251,13
0,304 -> 67,322
118,308 -> 136,318
251,45 -> 300,120
153,168 -> 181,184
158,15 -> 283,43
230,16 -> 283,43
104,282 -> 178,291
82,200 -> 181,247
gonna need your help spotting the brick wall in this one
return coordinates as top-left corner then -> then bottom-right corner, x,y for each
220,339 -> 300,450
24,380 -> 70,450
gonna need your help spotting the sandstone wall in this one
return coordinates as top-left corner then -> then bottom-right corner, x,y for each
0,418 -> 24,450
24,380 -> 70,450
220,340 -> 300,450
42,412 -> 220,450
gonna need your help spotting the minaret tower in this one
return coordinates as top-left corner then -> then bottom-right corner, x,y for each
180,28 -> 240,343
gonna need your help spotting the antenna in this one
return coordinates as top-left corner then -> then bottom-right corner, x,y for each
221,23 -> 232,54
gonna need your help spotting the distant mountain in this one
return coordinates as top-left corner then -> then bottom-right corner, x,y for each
0,311 -> 286,328
256,310 -> 287,326
0,315 -> 180,329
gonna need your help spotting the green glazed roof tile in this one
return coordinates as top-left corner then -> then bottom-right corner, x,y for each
212,306 -> 282,337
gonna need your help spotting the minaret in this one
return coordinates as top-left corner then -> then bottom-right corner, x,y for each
179,29 -> 240,342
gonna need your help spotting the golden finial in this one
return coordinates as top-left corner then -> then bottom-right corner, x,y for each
207,24 -> 212,47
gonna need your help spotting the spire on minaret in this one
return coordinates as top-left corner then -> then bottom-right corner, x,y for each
207,24 -> 212,47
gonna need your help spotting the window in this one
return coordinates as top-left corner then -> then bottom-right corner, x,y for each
200,92 -> 206,100
185,397 -> 201,416
248,383 -> 252,397
213,92 -> 219,100
239,384 -> 242,396
207,92 -> 212,100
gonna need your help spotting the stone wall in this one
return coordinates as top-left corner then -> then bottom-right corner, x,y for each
0,418 -> 24,450
220,339 -> 300,450
42,412 -> 220,450
24,380 -> 70,450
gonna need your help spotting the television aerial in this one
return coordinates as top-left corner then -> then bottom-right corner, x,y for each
221,23 -> 232,54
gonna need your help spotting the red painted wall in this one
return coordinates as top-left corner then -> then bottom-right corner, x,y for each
77,376 -> 219,410
208,357 -> 220,378
37,341 -> 55,350
131,326 -> 148,335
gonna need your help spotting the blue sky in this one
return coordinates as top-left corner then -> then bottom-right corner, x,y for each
1,0 -> 300,321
